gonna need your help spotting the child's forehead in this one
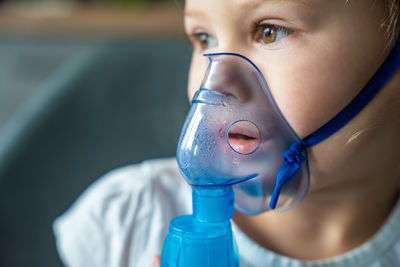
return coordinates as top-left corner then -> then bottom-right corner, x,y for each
232,0 -> 313,8
185,0 -> 318,11
184,0 -> 335,22
184,0 -> 385,28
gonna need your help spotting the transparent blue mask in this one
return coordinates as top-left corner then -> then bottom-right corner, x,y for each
177,53 -> 309,213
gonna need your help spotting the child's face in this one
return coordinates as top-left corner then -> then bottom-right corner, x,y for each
184,0 -> 388,138
184,0 -> 400,188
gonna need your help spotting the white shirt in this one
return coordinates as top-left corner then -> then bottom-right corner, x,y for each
53,158 -> 400,267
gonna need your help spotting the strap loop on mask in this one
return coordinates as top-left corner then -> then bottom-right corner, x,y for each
270,142 -> 305,209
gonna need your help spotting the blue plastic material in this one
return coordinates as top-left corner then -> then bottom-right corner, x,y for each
161,187 -> 239,267
177,53 -> 309,214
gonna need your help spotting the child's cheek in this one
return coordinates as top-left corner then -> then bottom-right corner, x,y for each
250,60 -> 337,138
251,43 -> 383,139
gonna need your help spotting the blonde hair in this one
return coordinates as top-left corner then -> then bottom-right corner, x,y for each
385,0 -> 400,47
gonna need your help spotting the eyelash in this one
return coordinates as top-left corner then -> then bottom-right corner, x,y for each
253,23 -> 293,45
187,23 -> 293,51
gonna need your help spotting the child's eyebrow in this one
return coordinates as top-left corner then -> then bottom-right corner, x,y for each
236,0 -> 265,9
184,9 -> 206,19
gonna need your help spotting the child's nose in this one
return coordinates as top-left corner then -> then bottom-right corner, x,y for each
204,56 -> 253,103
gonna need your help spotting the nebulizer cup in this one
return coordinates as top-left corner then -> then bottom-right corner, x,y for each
161,53 -> 309,266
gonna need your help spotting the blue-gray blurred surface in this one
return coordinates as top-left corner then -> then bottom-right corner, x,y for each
0,36 -> 191,267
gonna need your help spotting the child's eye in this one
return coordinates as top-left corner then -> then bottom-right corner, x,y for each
254,24 -> 292,45
190,32 -> 218,50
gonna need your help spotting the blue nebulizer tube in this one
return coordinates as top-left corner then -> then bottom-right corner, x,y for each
160,43 -> 400,266
161,186 -> 239,266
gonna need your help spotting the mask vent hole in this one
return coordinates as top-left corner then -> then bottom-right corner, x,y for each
227,120 -> 260,155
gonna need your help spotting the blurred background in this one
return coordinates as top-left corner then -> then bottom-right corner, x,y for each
0,0 -> 190,266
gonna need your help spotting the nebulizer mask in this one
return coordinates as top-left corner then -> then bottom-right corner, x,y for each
161,45 -> 400,266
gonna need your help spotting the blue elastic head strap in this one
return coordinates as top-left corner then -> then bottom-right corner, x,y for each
270,43 -> 400,209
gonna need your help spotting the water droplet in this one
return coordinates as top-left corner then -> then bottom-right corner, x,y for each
218,128 -> 224,137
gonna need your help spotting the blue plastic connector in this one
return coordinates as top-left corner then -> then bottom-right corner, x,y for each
161,186 -> 239,267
